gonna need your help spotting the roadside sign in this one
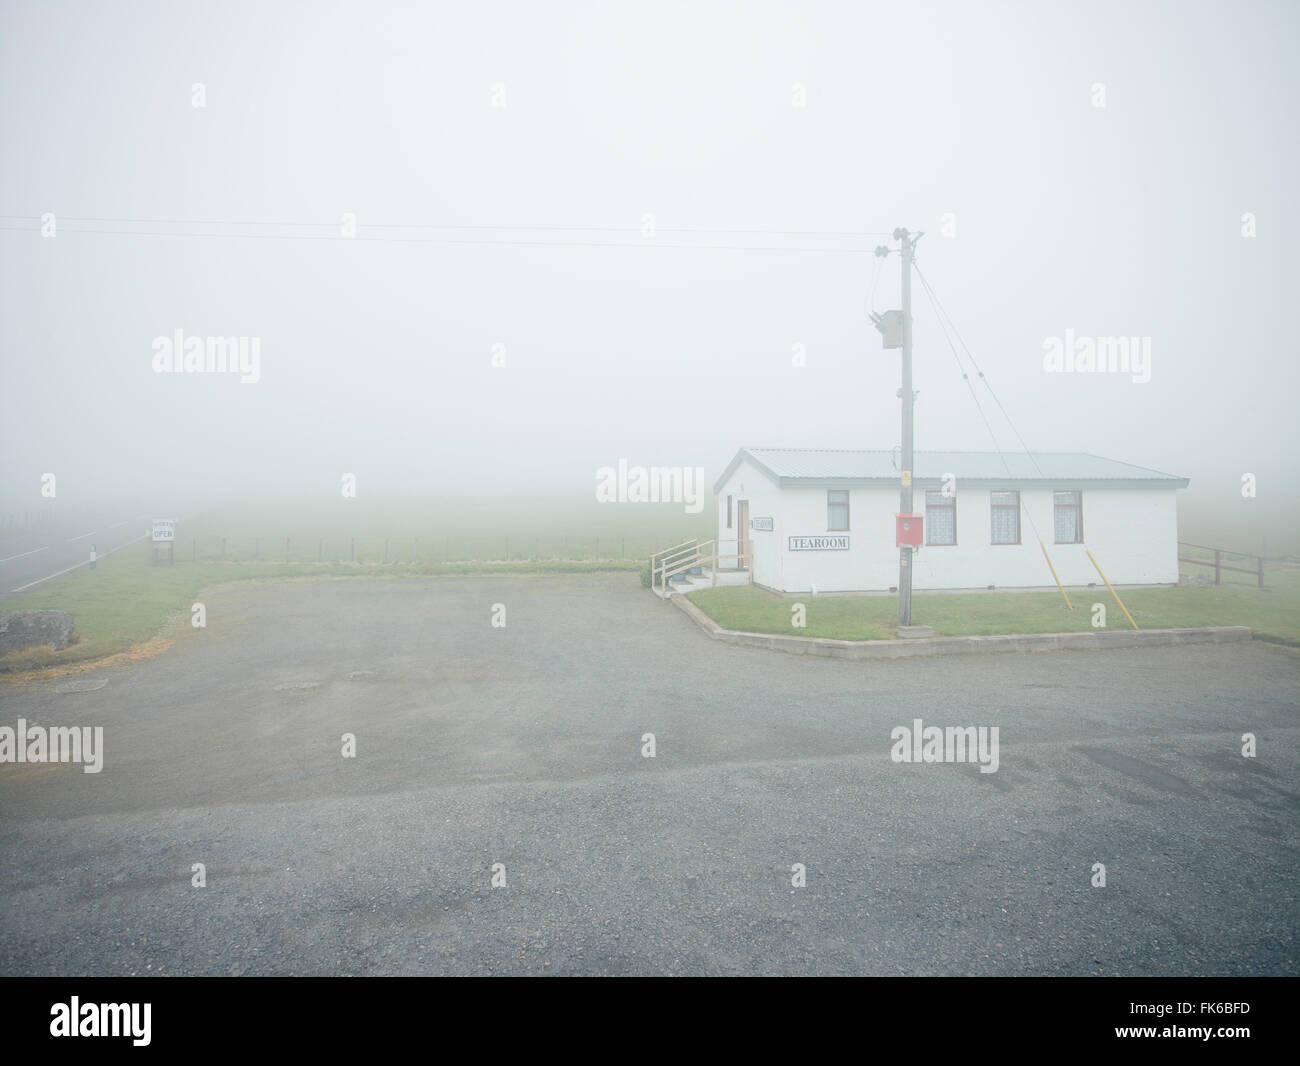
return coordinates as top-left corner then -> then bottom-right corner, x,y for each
152,519 -> 176,542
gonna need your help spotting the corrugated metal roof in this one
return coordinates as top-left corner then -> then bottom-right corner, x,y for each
717,448 -> 1188,491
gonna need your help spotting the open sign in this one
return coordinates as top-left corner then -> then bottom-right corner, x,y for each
152,519 -> 176,542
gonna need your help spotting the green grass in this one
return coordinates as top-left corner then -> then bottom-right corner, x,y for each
689,569 -> 1300,645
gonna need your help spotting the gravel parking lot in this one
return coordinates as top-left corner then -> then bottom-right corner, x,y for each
1,573 -> 1296,975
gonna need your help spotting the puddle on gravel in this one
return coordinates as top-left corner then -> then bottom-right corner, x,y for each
54,678 -> 108,694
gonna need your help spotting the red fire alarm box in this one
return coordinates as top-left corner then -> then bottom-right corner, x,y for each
896,513 -> 924,548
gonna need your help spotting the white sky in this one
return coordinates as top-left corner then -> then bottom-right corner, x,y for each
1,0 -> 1296,516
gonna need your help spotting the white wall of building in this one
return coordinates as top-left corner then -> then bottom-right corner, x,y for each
715,474 -> 1181,592
714,458 -> 785,581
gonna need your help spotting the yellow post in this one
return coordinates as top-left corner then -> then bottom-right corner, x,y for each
1039,540 -> 1073,610
1086,548 -> 1139,630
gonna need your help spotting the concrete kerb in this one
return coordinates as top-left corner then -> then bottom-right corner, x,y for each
669,594 -> 1253,660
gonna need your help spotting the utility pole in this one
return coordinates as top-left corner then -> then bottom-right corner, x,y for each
898,227 -> 915,627
872,227 -> 923,631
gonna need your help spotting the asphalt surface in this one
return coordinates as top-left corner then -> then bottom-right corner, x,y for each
0,508 -> 156,598
0,573 -> 1296,975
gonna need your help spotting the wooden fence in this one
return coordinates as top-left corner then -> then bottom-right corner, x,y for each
1177,541 -> 1265,588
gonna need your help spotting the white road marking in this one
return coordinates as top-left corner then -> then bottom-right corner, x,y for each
66,530 -> 97,543
0,545 -> 50,564
10,535 -> 148,593
108,520 -> 129,530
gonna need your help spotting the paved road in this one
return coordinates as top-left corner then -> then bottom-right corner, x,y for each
0,509 -> 158,599
0,574 -> 1296,975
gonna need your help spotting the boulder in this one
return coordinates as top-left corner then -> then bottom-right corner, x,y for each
0,610 -> 76,655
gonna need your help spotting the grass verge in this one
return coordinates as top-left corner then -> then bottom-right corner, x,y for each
688,570 -> 1300,645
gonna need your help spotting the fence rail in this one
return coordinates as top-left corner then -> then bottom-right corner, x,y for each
154,532 -> 700,566
1177,541 -> 1265,588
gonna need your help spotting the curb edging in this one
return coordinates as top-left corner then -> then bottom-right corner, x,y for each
669,595 -> 1253,660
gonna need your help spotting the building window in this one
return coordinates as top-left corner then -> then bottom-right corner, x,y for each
827,490 -> 850,531
1054,490 -> 1083,543
990,490 -> 1020,544
925,490 -> 956,545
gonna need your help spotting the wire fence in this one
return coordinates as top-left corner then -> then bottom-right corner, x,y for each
166,532 -> 697,565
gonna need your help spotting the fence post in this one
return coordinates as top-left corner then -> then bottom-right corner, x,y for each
222,537 -> 227,559
193,537 -> 197,562
319,538 -> 323,560
1257,555 -> 1264,588
1214,549 -> 1221,585
384,538 -> 389,564
505,536 -> 509,560
255,537 -> 260,560
351,537 -> 355,562
286,536 -> 291,559
596,537 -> 599,562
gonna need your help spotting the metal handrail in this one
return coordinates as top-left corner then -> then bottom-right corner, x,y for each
654,537 -> 699,558
655,540 -> 717,590
654,543 -> 751,594
653,539 -> 713,582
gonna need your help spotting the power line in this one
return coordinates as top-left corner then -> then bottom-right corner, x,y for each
0,223 -> 881,254
914,258 -> 1045,478
0,213 -> 891,239
913,259 -> 1046,544
867,255 -> 882,314
915,266 -> 1009,462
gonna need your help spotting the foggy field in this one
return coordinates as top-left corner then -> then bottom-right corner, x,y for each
690,569 -> 1300,644
177,497 -> 711,563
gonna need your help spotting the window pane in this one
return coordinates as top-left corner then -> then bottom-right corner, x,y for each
828,491 -> 849,530
927,509 -> 955,544
1054,507 -> 1079,543
1053,491 -> 1081,543
925,491 -> 955,545
991,491 -> 1019,544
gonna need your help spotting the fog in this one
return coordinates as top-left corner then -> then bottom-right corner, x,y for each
2,0 -> 1296,548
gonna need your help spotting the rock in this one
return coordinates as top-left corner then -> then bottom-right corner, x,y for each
0,610 -> 75,655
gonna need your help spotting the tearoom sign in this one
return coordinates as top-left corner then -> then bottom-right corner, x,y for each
788,535 -> 849,551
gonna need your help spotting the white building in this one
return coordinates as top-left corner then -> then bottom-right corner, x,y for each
713,448 -> 1188,594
